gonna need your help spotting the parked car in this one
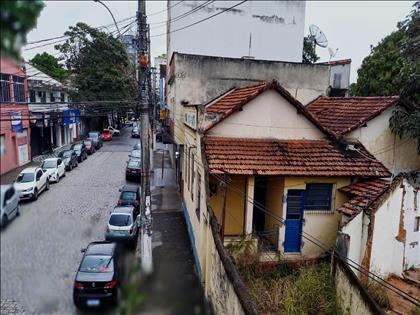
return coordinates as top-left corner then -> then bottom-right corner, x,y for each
88,131 -> 103,149
131,128 -> 140,138
58,150 -> 78,171
41,158 -> 66,183
118,185 -> 140,215
105,206 -> 139,246
128,149 -> 141,161
71,143 -> 88,162
101,129 -> 112,141
132,143 -> 141,151
125,159 -> 141,181
15,167 -> 49,200
107,126 -> 120,136
83,139 -> 96,155
1,184 -> 20,227
156,128 -> 162,142
73,241 -> 121,308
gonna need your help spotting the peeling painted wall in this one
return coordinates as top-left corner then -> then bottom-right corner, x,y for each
168,0 -> 306,62
402,180 -> 419,270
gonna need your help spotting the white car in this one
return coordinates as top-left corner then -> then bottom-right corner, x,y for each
15,167 -> 50,200
107,126 -> 120,136
1,184 -> 20,227
41,158 -> 66,183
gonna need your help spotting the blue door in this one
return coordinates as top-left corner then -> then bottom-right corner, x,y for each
284,190 -> 305,253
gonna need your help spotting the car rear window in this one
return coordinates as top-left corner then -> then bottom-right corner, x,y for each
128,161 -> 140,168
16,173 -> 34,183
41,160 -> 56,169
79,255 -> 114,273
73,144 -> 82,150
121,191 -> 137,201
88,132 -> 98,139
109,214 -> 132,226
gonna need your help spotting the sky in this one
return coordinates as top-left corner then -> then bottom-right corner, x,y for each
22,1 -> 415,83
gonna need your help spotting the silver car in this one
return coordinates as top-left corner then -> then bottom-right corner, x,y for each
105,206 -> 139,246
1,184 -> 20,227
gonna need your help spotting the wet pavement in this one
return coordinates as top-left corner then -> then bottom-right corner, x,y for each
0,128 -> 139,315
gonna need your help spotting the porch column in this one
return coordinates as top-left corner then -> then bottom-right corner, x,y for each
244,176 -> 255,236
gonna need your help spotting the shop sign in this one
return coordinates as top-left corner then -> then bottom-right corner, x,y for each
63,109 -> 80,125
11,112 -> 23,132
184,111 -> 197,130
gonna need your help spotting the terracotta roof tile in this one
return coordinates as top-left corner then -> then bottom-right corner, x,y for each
205,137 -> 391,177
307,96 -> 401,136
337,179 -> 391,217
205,80 -> 335,138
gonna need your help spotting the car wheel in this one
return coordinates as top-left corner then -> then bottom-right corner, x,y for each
69,163 -> 73,171
75,161 -> 78,167
16,203 -> 20,216
112,286 -> 121,306
33,188 -> 38,201
56,173 -> 60,183
2,214 -> 8,228
46,180 -> 50,190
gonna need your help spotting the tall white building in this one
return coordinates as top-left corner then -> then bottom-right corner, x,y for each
167,0 -> 306,62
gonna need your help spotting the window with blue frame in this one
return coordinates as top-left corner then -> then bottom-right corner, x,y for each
305,183 -> 333,211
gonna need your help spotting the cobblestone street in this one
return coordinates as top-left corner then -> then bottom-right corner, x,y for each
1,128 -> 138,315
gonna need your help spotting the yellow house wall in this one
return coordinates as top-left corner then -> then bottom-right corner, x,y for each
279,177 -> 351,258
264,177 -> 285,245
209,175 -> 246,236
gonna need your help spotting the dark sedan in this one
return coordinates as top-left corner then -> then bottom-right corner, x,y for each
57,150 -> 78,171
131,127 -> 140,138
125,159 -> 141,181
71,143 -> 88,162
73,241 -> 121,309
118,185 -> 140,215
88,131 -> 103,150
83,139 -> 96,155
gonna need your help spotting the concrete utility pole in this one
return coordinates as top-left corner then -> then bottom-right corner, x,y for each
137,0 -> 153,275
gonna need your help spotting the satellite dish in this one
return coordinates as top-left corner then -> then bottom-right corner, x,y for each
309,24 -> 328,48
328,47 -> 338,61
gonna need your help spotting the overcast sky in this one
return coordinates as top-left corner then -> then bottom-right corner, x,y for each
22,1 -> 415,83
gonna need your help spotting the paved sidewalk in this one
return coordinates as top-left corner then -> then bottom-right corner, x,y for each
137,146 -> 208,315
0,161 -> 38,185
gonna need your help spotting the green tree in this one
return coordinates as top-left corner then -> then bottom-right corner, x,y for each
0,0 -> 44,58
351,2 -> 419,148
30,52 -> 70,82
302,36 -> 319,64
55,23 -> 136,114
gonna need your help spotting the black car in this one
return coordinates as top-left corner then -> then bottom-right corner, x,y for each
73,241 -> 121,309
71,143 -> 88,162
88,131 -> 103,150
131,128 -> 140,138
118,185 -> 140,215
83,139 -> 96,155
125,159 -> 141,181
57,150 -> 78,171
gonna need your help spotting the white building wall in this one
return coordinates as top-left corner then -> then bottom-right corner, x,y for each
168,0 -> 306,62
329,63 -> 351,89
370,187 -> 404,277
207,90 -> 325,140
341,212 -> 364,267
403,180 -> 420,270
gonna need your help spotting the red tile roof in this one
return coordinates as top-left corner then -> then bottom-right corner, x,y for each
205,80 -> 334,137
205,137 -> 391,177
318,59 -> 352,66
307,96 -> 401,136
337,179 -> 390,217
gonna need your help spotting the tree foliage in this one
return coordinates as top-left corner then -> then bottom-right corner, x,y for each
302,36 -> 320,64
0,0 -> 44,58
351,2 -> 419,145
30,52 -> 70,82
55,23 -> 136,111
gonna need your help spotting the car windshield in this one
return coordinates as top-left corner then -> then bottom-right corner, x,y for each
88,133 -> 98,139
60,151 -> 72,158
41,160 -> 56,169
121,191 -> 137,201
73,144 -> 82,150
131,150 -> 141,158
79,255 -> 114,273
16,173 -> 34,183
133,144 -> 141,150
128,161 -> 140,168
84,141 -> 92,146
103,130 -> 110,134
109,214 -> 132,226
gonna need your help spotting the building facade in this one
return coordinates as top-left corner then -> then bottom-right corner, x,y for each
167,0 -> 306,62
0,58 -> 31,175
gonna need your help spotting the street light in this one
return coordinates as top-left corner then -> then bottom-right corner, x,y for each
93,0 -> 121,37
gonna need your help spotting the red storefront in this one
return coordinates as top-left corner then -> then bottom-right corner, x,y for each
0,58 -> 31,175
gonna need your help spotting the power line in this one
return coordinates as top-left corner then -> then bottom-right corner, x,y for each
151,0 -> 247,38
147,0 -> 185,17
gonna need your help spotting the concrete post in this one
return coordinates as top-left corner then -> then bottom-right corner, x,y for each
245,176 -> 255,236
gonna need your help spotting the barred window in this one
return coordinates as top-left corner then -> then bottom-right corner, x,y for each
13,76 -> 25,102
1,74 -> 10,102
305,183 -> 333,211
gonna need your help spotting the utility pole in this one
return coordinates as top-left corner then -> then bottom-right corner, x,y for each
137,0 -> 152,275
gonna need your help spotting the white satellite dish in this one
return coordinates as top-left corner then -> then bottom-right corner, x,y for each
309,24 -> 328,48
328,47 -> 339,61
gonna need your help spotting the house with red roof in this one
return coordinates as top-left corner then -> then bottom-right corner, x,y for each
307,96 -> 419,174
181,79 -> 390,281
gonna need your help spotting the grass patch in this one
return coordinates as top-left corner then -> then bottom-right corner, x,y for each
366,281 -> 390,310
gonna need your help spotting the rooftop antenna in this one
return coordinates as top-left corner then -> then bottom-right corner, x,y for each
309,24 -> 328,55
328,47 -> 339,61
